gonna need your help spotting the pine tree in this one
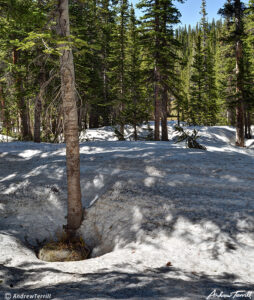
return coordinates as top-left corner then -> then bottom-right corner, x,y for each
244,0 -> 254,137
109,0 -> 129,135
189,31 -> 204,125
215,10 -> 236,125
124,5 -> 149,140
137,0 -> 182,140
219,0 -> 246,147
97,0 -> 116,127
189,0 -> 218,126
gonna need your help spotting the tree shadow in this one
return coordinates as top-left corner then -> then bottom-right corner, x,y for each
0,263 -> 254,299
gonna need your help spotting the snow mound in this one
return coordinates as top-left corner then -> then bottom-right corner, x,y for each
0,125 -> 254,298
0,134 -> 15,142
79,122 -> 238,148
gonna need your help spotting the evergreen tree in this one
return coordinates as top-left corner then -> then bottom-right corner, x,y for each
215,9 -> 235,125
189,0 -> 218,126
108,0 -> 129,135
124,5 -> 150,140
137,0 -> 183,140
219,0 -> 246,146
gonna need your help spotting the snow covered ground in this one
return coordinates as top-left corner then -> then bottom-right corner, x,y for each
0,134 -> 15,142
0,124 -> 254,299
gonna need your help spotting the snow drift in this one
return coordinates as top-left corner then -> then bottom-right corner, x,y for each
0,124 -> 254,299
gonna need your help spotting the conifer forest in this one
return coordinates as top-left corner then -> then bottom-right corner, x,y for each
0,0 -> 253,146
1,1 -> 254,298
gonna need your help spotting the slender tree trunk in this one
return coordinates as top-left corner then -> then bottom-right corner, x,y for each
19,81 -> 30,139
13,49 -> 30,140
0,85 -> 6,129
154,66 -> 161,141
177,108 -> 180,126
227,107 -> 235,126
58,0 -> 83,236
133,123 -> 137,141
235,101 -> 244,146
34,67 -> 45,143
161,84 -> 168,141
245,109 -> 252,139
119,5 -> 125,137
247,111 -> 251,138
133,95 -> 138,141
235,0 -> 245,147
89,106 -> 99,128
154,0 -> 161,141
27,99 -> 33,137
244,108 -> 248,138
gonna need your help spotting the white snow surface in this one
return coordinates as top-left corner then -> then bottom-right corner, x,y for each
0,123 -> 254,299
0,134 -> 15,142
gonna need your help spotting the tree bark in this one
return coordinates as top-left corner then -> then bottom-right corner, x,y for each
153,0 -> 161,141
154,66 -> 161,141
161,84 -> 168,141
58,0 -> 83,235
34,67 -> 45,143
235,0 -> 245,147
89,105 -> 99,128
13,48 -> 30,140
245,109 -> 252,139
0,85 -> 5,130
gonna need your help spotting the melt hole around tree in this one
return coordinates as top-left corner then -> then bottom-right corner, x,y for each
37,230 -> 91,262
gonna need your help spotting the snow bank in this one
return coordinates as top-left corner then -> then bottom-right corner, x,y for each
0,134 -> 15,142
0,125 -> 254,299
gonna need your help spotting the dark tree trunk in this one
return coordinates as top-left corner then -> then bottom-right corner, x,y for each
133,100 -> 138,141
235,0 -> 245,147
235,101 -> 244,146
34,67 -> 46,143
133,123 -> 137,141
154,0 -> 161,141
177,109 -> 180,126
120,123 -> 124,137
154,66 -> 161,141
19,82 -> 30,140
247,111 -> 252,138
0,85 -> 6,129
58,0 -> 83,236
13,49 -> 30,140
245,109 -> 252,139
89,106 -> 99,128
161,84 -> 168,141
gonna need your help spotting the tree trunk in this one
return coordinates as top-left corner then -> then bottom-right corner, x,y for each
245,109 -> 252,139
247,111 -> 251,139
89,105 -> 99,128
133,96 -> 138,141
235,101 -> 244,146
0,85 -> 5,130
177,108 -> 180,126
235,0 -> 245,147
58,0 -> 83,236
161,84 -> 168,141
34,67 -> 45,143
19,81 -> 30,140
154,66 -> 161,141
227,107 -> 235,126
27,99 -> 33,138
13,49 -> 30,140
153,0 -> 161,141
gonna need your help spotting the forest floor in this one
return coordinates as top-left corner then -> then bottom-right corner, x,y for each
0,123 -> 254,300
